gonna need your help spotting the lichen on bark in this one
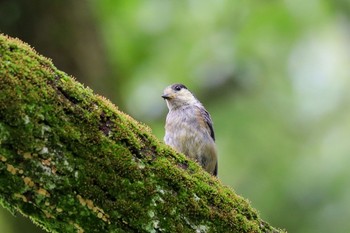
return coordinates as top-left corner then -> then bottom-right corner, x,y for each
0,34 -> 285,233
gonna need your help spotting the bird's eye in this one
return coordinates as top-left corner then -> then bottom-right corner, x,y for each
174,85 -> 182,91
172,84 -> 187,91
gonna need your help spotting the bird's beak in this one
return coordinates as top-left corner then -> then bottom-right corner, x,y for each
161,94 -> 171,100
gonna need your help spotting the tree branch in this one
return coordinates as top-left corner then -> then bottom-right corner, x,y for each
0,34 -> 285,233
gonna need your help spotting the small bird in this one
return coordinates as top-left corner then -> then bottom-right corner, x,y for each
162,84 -> 218,176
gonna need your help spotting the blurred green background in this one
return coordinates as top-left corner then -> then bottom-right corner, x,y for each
1,0 -> 350,232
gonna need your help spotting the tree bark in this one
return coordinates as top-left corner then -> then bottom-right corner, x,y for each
0,34 -> 285,233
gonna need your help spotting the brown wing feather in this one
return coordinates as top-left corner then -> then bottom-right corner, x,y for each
199,107 -> 215,141
213,162 -> 218,176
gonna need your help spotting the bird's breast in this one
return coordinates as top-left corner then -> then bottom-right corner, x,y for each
164,108 -> 214,159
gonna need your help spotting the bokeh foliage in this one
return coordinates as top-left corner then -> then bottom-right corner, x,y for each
1,0 -> 350,232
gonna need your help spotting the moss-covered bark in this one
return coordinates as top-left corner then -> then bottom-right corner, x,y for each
0,34 -> 285,233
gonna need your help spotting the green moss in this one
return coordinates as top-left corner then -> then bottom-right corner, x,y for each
0,34 -> 285,233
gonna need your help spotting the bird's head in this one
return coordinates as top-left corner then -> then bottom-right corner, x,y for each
162,84 -> 198,110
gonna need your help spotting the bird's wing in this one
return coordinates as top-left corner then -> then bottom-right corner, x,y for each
213,161 -> 218,176
198,107 -> 215,141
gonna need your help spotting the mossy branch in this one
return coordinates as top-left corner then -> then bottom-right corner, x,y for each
0,34 -> 285,233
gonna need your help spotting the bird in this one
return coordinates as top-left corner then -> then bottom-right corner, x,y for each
161,83 -> 218,176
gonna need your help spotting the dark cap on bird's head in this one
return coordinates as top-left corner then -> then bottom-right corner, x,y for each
171,83 -> 187,91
